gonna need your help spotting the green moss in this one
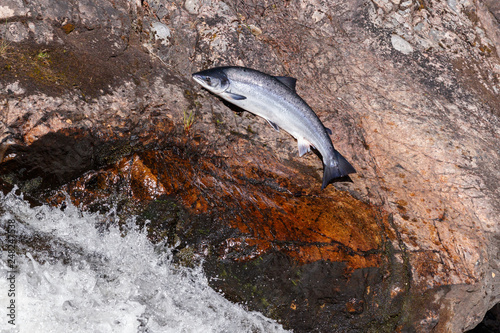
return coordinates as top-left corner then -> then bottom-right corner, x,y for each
196,227 -> 211,235
175,246 -> 196,267
21,176 -> 43,193
36,51 -> 50,60
0,43 -> 127,97
0,173 -> 42,194
219,268 -> 228,279
0,173 -> 15,185
260,297 -> 270,308
95,142 -> 133,166
0,39 -> 10,59
137,198 -> 185,244
363,213 -> 415,332
183,89 -> 202,112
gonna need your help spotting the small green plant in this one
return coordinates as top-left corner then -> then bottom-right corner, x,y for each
0,39 -> 10,58
0,19 -> 10,58
36,50 -> 50,60
183,110 -> 195,132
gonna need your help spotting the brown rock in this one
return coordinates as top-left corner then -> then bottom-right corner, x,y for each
1,0 -> 500,331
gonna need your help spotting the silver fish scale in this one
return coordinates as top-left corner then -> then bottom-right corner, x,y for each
222,67 -> 335,164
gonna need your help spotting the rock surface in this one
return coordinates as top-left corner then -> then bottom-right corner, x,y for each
1,0 -> 500,331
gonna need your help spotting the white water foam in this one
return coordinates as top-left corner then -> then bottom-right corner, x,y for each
0,190 -> 290,333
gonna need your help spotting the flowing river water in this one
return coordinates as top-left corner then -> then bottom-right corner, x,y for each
0,189 -> 289,332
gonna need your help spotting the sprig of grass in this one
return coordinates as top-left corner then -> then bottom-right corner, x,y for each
0,39 -> 10,58
36,50 -> 49,60
183,110 -> 195,133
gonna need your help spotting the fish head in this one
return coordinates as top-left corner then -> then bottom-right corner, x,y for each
192,68 -> 230,95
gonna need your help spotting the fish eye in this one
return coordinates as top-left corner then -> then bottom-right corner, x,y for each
205,77 -> 212,85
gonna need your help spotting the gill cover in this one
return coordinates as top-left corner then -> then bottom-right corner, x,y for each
192,68 -> 230,94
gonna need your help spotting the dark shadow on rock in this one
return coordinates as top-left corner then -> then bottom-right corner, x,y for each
0,129 -> 134,195
203,251 -> 407,333
466,303 -> 500,333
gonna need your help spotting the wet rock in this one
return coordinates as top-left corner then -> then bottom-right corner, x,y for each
1,0 -> 500,332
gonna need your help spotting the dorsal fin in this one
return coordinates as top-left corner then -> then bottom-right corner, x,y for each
275,76 -> 297,91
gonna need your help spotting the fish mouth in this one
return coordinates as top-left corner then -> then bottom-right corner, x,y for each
192,73 -> 204,85
192,73 -> 214,90
191,70 -> 229,94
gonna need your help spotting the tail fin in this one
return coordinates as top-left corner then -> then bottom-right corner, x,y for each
321,151 -> 356,189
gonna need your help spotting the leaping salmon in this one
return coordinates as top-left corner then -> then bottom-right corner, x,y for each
192,66 -> 356,189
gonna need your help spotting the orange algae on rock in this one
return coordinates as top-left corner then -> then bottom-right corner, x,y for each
221,183 -> 385,269
32,123 -> 388,272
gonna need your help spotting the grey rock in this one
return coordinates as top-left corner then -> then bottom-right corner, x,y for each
151,21 -> 171,45
29,0 -> 74,22
78,0 -> 101,29
27,21 -> 58,44
447,0 -> 459,13
1,22 -> 29,42
0,0 -> 29,20
4,81 -> 25,95
184,0 -> 204,15
483,0 -> 500,23
391,34 -> 414,54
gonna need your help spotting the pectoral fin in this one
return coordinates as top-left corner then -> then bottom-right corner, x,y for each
325,127 -> 332,135
297,137 -> 311,157
266,119 -> 280,131
224,92 -> 247,100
